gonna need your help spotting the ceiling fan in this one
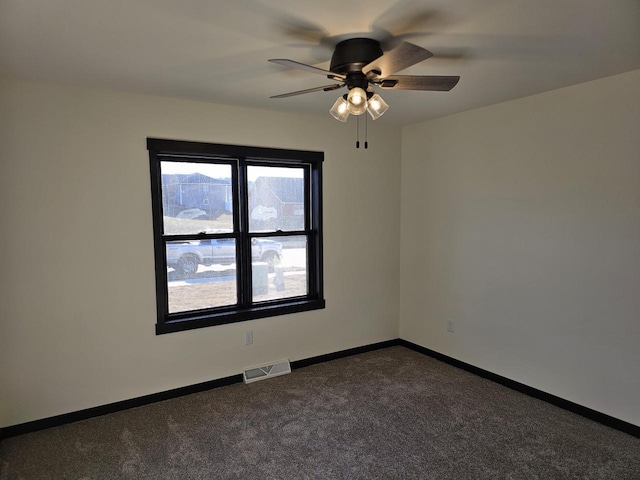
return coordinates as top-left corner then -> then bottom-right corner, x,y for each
269,37 -> 460,122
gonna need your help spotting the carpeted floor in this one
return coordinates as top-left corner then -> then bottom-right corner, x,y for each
1,346 -> 639,479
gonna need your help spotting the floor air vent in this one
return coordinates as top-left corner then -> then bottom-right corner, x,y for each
243,359 -> 291,384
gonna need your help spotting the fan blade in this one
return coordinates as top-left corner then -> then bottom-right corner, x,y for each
363,42 -> 433,77
376,75 -> 460,91
269,59 -> 345,81
270,84 -> 344,99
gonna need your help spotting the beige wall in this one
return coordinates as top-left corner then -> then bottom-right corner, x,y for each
400,70 -> 640,426
0,77 -> 401,427
3,69 -> 639,430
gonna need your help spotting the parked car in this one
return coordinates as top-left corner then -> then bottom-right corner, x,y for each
175,208 -> 208,219
166,237 -> 282,277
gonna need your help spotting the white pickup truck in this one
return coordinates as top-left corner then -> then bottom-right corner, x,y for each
166,238 -> 282,277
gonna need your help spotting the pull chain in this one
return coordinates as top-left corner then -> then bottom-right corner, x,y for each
364,112 -> 369,149
356,115 -> 360,148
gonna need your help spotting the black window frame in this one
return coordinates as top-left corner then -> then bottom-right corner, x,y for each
148,138 -> 325,335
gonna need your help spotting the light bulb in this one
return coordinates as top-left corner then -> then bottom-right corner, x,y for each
347,87 -> 368,115
350,90 -> 365,105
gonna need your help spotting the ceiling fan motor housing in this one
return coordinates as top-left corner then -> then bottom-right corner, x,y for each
330,38 -> 383,74
330,38 -> 383,91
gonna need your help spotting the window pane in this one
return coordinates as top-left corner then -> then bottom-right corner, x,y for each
248,166 -> 304,232
166,239 -> 237,313
161,161 -> 233,234
252,235 -> 307,302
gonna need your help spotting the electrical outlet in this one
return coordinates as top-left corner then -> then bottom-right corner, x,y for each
245,330 -> 253,345
447,320 -> 454,333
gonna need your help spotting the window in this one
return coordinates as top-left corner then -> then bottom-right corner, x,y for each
148,138 -> 324,334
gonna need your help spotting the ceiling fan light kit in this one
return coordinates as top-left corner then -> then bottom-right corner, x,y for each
269,37 -> 460,145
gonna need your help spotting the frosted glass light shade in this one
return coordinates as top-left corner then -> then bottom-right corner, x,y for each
366,93 -> 389,120
329,96 -> 350,122
346,87 -> 368,115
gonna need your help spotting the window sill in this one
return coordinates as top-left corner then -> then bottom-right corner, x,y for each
156,298 -> 326,335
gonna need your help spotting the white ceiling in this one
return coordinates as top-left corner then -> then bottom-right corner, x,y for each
1,0 -> 639,126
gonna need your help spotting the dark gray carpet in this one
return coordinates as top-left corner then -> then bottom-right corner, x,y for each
1,346 -> 639,479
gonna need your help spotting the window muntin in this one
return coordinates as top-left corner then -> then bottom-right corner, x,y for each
148,139 -> 324,334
